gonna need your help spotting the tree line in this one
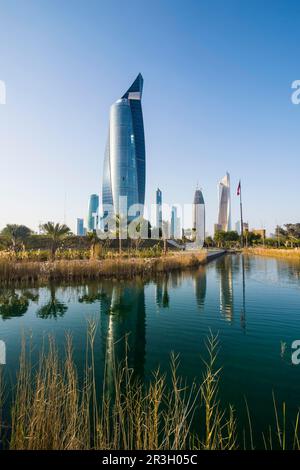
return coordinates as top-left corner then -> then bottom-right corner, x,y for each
1,222 -> 300,257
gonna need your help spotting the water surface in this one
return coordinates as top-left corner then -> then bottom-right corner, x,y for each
1,254 -> 300,445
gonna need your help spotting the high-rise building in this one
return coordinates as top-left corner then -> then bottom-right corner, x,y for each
87,194 -> 99,231
99,283 -> 146,381
170,206 -> 181,239
102,74 -> 146,221
162,220 -> 170,239
76,218 -> 85,236
236,221 -> 249,235
183,228 -> 193,240
156,188 -> 162,234
193,189 -> 205,248
171,206 -> 176,239
217,172 -> 231,232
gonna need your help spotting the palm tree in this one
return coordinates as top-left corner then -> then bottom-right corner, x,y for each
1,224 -> 32,251
115,214 -> 122,255
41,222 -> 70,260
0,287 -> 39,319
285,224 -> 300,248
36,284 -> 68,319
87,231 -> 99,259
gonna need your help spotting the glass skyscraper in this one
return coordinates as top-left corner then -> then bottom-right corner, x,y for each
171,206 -> 180,239
217,172 -> 231,232
76,218 -> 84,236
102,74 -> 146,220
156,188 -> 162,232
87,194 -> 99,231
193,189 -> 205,247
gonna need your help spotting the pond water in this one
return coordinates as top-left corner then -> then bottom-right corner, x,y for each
1,254 -> 300,447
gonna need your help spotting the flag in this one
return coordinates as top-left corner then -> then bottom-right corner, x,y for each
237,181 -> 241,196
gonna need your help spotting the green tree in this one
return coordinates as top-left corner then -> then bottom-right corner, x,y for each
1,224 -> 32,251
275,225 -> 287,247
214,230 -> 226,248
224,231 -> 240,244
129,217 -> 151,249
0,288 -> 38,319
246,231 -> 262,246
87,231 -> 100,259
265,237 -> 278,247
135,218 -> 152,239
214,230 -> 240,248
284,224 -> 300,247
205,236 -> 214,247
41,222 -> 70,260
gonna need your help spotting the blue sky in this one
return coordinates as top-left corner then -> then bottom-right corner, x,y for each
0,0 -> 299,235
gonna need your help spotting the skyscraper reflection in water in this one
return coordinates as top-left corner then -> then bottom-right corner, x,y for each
240,254 -> 247,332
217,256 -> 234,322
155,275 -> 170,309
194,266 -> 207,310
99,282 -> 146,385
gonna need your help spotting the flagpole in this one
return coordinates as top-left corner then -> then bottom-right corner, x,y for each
239,181 -> 244,248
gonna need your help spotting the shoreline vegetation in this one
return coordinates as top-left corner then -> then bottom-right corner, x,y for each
1,245 -> 300,284
0,328 -> 298,450
1,244 -> 300,285
0,251 -> 207,284
245,247 -> 300,261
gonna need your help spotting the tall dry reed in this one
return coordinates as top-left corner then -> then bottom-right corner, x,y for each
2,328 -> 236,450
0,252 -> 207,284
246,247 -> 300,261
2,326 -> 299,450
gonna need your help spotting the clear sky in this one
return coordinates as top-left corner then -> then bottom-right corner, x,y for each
0,0 -> 299,235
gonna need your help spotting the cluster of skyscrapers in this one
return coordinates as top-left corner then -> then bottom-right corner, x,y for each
76,74 -> 233,245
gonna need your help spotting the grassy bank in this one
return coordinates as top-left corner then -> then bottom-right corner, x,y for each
0,252 -> 207,284
246,247 -> 300,261
0,328 -> 298,450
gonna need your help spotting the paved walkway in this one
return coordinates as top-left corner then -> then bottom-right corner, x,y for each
166,239 -> 226,261
206,249 -> 226,261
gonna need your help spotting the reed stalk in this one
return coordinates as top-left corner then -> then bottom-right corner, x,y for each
0,328 -> 298,450
0,252 -> 207,285
246,247 -> 300,261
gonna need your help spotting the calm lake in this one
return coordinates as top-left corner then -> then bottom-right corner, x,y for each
1,253 -> 300,446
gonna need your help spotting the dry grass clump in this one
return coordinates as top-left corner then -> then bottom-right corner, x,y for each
246,247 -> 300,261
1,327 -> 299,450
2,328 -> 236,450
0,259 -> 41,284
0,249 -> 90,262
0,252 -> 207,284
